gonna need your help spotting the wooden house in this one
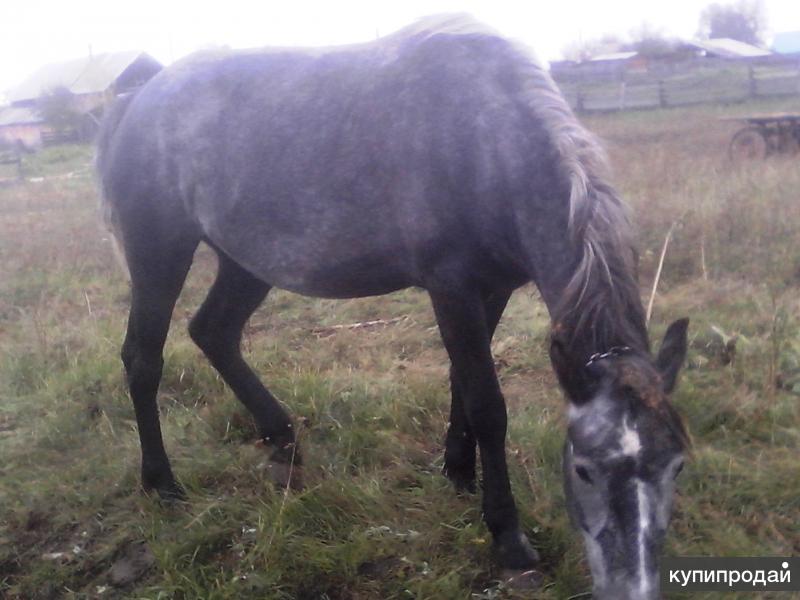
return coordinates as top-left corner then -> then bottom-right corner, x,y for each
0,51 -> 161,149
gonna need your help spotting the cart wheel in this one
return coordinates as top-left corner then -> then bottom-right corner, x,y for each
729,126 -> 768,161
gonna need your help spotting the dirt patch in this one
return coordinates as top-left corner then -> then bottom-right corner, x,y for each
357,555 -> 402,578
108,541 -> 155,587
0,414 -> 17,433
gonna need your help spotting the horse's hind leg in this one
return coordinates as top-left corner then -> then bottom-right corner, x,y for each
443,289 -> 512,493
122,235 -> 198,500
188,250 -> 300,487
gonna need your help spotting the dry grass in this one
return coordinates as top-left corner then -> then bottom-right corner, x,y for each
1,101 -> 799,599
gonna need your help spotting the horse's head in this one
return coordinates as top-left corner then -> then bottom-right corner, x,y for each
552,318 -> 689,600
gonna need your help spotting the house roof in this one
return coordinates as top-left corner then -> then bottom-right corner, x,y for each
0,105 -> 43,127
772,31 -> 800,54
589,51 -> 638,62
690,38 -> 771,58
8,51 -> 152,103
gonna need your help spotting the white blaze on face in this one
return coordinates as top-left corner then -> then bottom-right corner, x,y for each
636,479 -> 651,596
582,531 -> 607,589
620,417 -> 641,456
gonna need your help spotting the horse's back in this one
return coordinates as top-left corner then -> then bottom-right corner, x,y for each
99,14 -> 553,297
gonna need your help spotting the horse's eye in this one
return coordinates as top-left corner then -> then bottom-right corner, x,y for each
575,465 -> 593,484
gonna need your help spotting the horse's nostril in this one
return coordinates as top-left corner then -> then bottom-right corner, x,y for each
575,465 -> 593,484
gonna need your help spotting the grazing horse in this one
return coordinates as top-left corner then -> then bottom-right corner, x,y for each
96,14 -> 689,599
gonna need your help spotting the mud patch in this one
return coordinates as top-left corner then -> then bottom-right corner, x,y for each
108,541 -> 155,587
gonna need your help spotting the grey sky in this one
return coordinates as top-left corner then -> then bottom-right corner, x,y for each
2,0 -> 799,97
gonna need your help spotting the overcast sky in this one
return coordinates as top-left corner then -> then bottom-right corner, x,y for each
2,0 -> 799,97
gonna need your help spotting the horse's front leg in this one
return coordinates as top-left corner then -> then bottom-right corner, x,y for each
430,288 -> 539,572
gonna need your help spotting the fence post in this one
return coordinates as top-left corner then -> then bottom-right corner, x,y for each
576,86 -> 585,113
797,58 -> 800,95
658,79 -> 667,108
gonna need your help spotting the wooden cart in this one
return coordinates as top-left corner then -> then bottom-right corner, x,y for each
724,113 -> 800,160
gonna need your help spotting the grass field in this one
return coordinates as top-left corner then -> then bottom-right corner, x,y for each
1,96 -> 799,599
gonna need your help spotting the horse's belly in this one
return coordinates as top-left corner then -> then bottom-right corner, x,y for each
270,263 -> 415,299
215,236 -> 417,299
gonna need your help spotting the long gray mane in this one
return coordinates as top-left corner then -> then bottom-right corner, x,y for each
489,19 -> 649,354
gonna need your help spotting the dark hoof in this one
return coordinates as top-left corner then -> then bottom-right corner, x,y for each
494,530 -> 540,570
255,439 -> 304,491
444,470 -> 477,494
143,483 -> 188,504
443,461 -> 477,494
263,460 -> 304,491
142,469 -> 186,502
500,568 -> 544,591
144,480 -> 186,502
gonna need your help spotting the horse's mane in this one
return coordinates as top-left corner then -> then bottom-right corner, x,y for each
518,59 -> 650,355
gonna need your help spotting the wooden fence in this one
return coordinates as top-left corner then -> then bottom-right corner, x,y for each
41,129 -> 81,146
554,57 -> 800,113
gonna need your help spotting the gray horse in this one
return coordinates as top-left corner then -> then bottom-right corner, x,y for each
96,14 -> 689,599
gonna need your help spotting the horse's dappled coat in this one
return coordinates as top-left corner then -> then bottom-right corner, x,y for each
97,14 -> 689,600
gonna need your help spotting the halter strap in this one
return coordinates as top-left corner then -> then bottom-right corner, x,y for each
585,346 -> 632,367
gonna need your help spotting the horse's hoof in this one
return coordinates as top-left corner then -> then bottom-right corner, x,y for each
255,438 -> 304,490
494,529 -> 540,570
442,463 -> 477,494
500,568 -> 543,590
142,468 -> 187,502
447,473 -> 477,494
263,460 -> 304,491
455,479 -> 477,495
144,480 -> 187,503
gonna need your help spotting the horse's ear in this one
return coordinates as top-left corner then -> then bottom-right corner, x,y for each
655,318 -> 689,394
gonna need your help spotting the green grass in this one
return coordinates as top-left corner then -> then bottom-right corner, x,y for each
1,100 -> 799,599
0,143 -> 94,182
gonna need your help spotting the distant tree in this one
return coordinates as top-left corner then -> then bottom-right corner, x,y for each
698,0 -> 766,45
628,23 -> 680,58
37,86 -> 83,132
561,34 -> 624,62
